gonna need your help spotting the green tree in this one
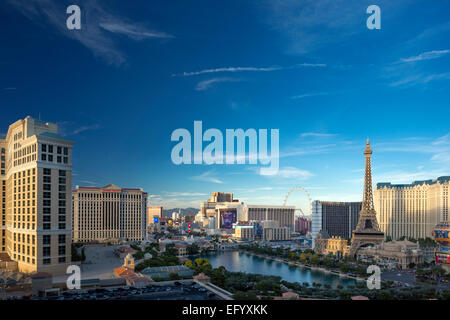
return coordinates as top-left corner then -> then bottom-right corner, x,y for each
210,266 -> 227,288
323,257 -> 334,268
169,272 -> 180,280
133,251 -> 144,260
256,280 -> 275,293
130,244 -> 140,251
339,290 -> 352,300
288,251 -> 297,260
339,262 -> 349,273
275,248 -> 283,256
441,290 -> 450,300
299,253 -> 307,262
376,290 -> 394,300
310,254 -> 320,265
164,243 -> 178,256
193,258 -> 212,274
71,244 -> 83,262
232,290 -> 258,300
187,244 -> 200,255
432,266 -> 446,279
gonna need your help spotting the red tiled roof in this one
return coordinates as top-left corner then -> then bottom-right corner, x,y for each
351,296 -> 370,300
114,266 -> 135,277
114,266 -> 153,284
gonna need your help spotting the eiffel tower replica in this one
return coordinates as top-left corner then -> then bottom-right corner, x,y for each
348,139 -> 384,257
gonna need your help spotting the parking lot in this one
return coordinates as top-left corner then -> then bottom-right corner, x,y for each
8,282 -> 221,301
381,269 -> 450,290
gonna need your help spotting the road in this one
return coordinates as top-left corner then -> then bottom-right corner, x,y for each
124,288 -> 219,300
381,270 -> 416,286
381,270 -> 450,290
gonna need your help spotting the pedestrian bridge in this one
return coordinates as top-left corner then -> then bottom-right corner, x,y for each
194,280 -> 233,300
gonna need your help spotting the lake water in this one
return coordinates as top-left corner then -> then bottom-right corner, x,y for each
198,251 -> 359,288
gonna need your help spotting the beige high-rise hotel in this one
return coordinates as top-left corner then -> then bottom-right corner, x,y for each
72,184 -> 147,243
147,206 -> 163,226
0,116 -> 73,275
374,176 -> 450,240
243,205 -> 295,231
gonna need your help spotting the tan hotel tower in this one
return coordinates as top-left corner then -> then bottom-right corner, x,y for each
72,185 -> 148,243
375,176 -> 449,240
0,117 -> 73,275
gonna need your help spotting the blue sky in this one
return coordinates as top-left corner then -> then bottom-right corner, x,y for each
1,0 -> 450,211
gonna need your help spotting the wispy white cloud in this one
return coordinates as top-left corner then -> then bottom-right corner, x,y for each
376,133 -> 450,166
259,166 -> 313,179
291,92 -> 329,99
71,124 -> 101,135
163,192 -> 208,197
78,180 -> 98,185
99,22 -> 173,40
383,47 -> 450,88
389,72 -> 450,87
400,50 -> 450,63
431,153 -> 450,164
431,133 -> 450,146
262,0 -> 407,54
6,0 -> 172,66
191,170 -> 223,184
404,22 -> 450,47
58,121 -> 101,136
173,63 -> 326,77
195,77 -> 241,91
300,132 -> 337,138
280,144 -> 343,159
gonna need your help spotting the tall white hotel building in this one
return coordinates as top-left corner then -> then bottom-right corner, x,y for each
374,176 -> 449,240
0,117 -> 73,275
72,184 -> 147,243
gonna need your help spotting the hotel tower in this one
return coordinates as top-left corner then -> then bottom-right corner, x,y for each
72,184 -> 147,243
375,176 -> 449,240
0,116 -> 73,275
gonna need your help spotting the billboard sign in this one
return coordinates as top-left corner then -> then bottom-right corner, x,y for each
254,223 -> 263,240
220,209 -> 237,229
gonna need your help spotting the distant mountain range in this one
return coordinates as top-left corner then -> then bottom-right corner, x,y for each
162,207 -> 199,217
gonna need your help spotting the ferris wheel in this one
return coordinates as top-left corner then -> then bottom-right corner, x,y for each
283,186 -> 313,217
